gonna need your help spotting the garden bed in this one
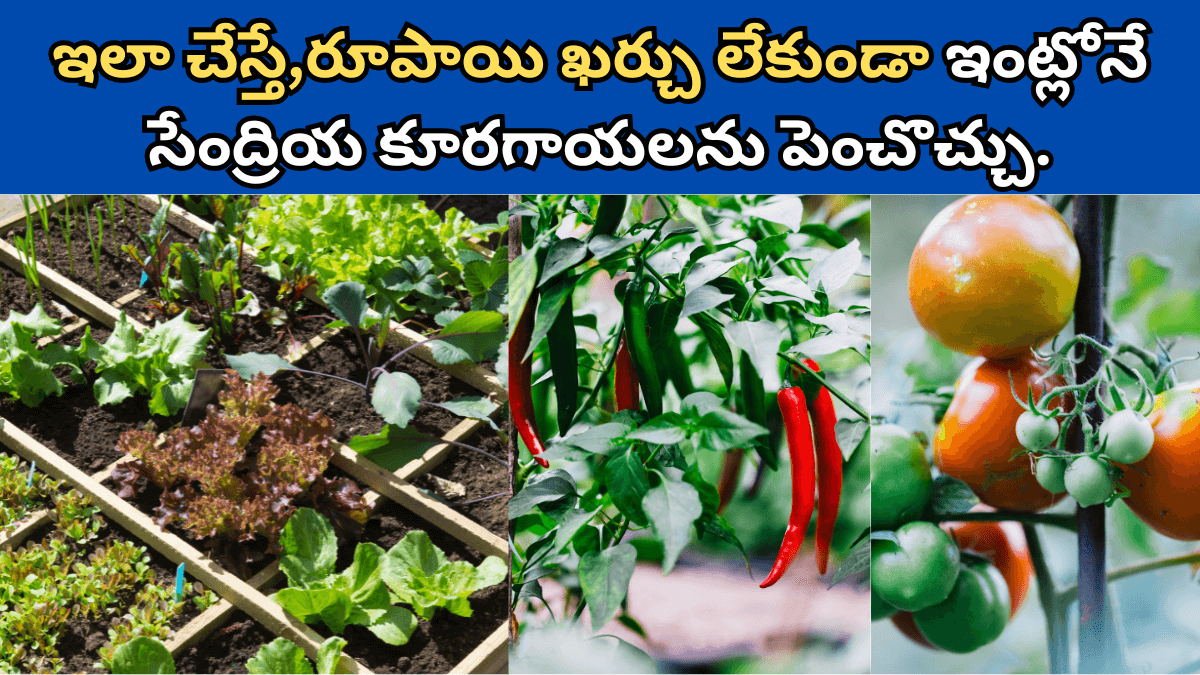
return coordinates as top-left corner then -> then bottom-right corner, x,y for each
0,195 -> 509,674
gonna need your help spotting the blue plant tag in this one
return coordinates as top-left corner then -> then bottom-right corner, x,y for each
175,562 -> 186,602
27,461 -> 35,487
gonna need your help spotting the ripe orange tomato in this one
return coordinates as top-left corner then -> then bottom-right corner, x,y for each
1121,381 -> 1200,540
935,355 -> 1069,512
909,195 -> 1080,359
944,520 -> 1032,619
891,518 -> 1032,650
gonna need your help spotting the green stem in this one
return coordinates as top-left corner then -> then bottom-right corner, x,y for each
1023,523 -> 1069,673
1056,551 -> 1200,606
568,316 -> 625,429
931,510 -> 1077,531
779,352 -> 869,421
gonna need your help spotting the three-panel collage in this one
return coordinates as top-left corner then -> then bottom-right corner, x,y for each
0,194 -> 1196,675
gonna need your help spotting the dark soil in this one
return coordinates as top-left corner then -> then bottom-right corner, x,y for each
173,610 -> 275,674
271,328 -> 479,442
20,515 -> 205,675
416,424 -> 509,537
1,261 -> 89,322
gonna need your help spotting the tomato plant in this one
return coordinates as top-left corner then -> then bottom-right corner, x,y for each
876,195 -> 1200,673
870,424 -> 932,529
871,521 -> 960,612
934,355 -> 1069,512
508,195 -> 872,671
908,194 -> 1080,359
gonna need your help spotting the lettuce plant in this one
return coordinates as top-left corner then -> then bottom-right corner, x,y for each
273,508 -> 418,646
273,508 -> 505,646
382,531 -> 506,620
108,636 -> 174,674
80,311 -> 210,417
112,371 -> 370,573
0,304 -> 83,408
247,636 -> 347,675
245,195 -> 503,290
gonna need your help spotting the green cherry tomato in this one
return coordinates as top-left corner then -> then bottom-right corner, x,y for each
913,560 -> 1011,653
1100,409 -> 1154,464
872,584 -> 898,621
871,521 -> 961,612
1036,456 -> 1068,494
1065,456 -> 1113,507
1016,411 -> 1060,451
871,425 -> 933,529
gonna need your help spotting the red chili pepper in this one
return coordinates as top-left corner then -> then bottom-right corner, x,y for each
614,332 -> 640,412
510,290 -> 549,469
761,386 -> 815,588
716,448 -> 744,515
804,358 -> 843,576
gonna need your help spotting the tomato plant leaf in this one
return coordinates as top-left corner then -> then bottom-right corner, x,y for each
604,448 -> 650,526
371,372 -> 421,428
923,474 -> 979,518
1113,253 -> 1170,319
642,475 -> 703,575
510,469 -> 578,518
1147,290 -> 1200,337
579,543 -> 637,630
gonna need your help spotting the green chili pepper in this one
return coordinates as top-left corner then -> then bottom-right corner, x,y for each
593,195 -> 627,239
622,277 -> 663,419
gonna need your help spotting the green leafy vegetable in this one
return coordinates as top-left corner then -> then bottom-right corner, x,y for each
80,311 -> 210,416
382,531 -> 507,620
0,304 -> 83,407
246,636 -> 347,675
110,637 -> 175,674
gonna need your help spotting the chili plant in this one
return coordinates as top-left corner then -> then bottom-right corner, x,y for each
509,195 -> 872,668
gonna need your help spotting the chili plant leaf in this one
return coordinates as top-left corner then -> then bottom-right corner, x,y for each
371,371 -> 421,428
641,474 -> 703,575
798,223 -> 849,249
626,415 -> 688,446
579,543 -> 637,630
759,275 -> 818,304
559,422 -> 635,455
681,284 -> 734,319
110,636 -> 175,674
604,448 -> 650,526
684,258 -> 739,293
692,313 -> 734,389
348,425 -> 443,471
247,638 -> 314,675
835,419 -> 870,462
524,276 -> 572,362
551,506 -> 602,554
510,469 -> 578,518
226,352 -> 298,378
807,239 -> 862,294
588,234 -> 638,261
725,320 -> 784,393
540,238 -> 588,284
827,537 -> 870,589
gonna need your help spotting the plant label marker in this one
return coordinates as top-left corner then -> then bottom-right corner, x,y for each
27,460 -> 35,487
175,562 -> 186,603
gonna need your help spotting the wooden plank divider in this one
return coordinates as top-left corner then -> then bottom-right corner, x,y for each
0,509 -> 53,550
450,624 -> 509,675
0,237 -> 145,333
0,417 -> 367,673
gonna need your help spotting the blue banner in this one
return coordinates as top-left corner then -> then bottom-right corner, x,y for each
0,1 -> 1190,193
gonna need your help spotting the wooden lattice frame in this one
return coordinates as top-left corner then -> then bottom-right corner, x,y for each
0,195 -> 509,674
